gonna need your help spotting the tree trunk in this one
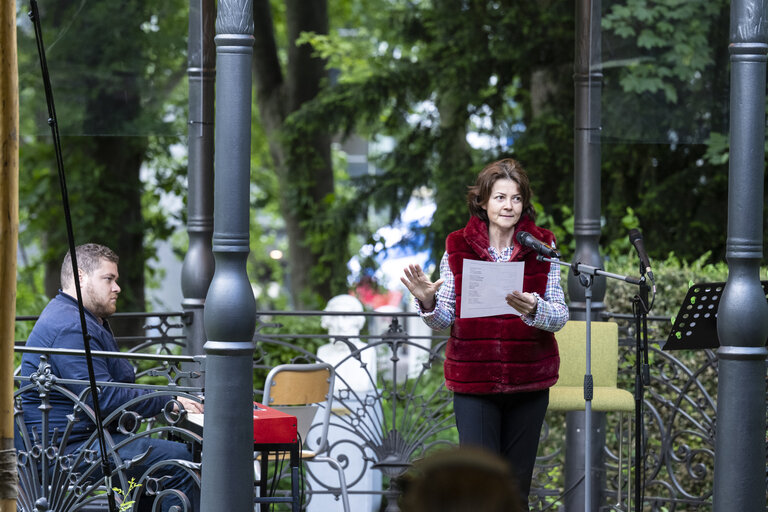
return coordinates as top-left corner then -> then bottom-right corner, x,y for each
429,92 -> 474,266
33,1 -> 148,324
252,0 -> 335,307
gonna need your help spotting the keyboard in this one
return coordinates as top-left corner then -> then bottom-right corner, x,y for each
184,402 -> 298,444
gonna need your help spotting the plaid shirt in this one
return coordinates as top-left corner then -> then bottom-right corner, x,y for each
416,245 -> 569,332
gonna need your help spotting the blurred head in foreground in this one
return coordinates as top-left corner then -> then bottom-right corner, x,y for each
399,446 -> 524,512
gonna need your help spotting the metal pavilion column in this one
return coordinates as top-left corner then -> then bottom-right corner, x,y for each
713,1 -> 768,510
570,0 -> 605,318
200,0 -> 257,509
565,1 -> 606,510
182,0 -> 216,365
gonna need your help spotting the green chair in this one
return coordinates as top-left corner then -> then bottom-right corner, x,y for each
549,320 -> 635,511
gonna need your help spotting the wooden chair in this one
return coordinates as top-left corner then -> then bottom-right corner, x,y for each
260,362 -> 351,512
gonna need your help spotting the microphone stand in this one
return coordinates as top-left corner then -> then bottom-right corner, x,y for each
632,265 -> 652,512
538,254 -> 644,512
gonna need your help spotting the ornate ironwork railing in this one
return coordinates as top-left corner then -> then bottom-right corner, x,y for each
13,309 -> 768,511
13,312 -> 204,512
244,309 -> 767,511
612,313 -> 722,512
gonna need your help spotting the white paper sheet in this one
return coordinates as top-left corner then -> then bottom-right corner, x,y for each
459,259 -> 525,318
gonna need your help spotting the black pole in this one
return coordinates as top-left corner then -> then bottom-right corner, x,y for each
199,0 -> 257,508
569,2 -> 604,506
713,0 -> 768,509
632,280 -> 650,510
28,3 -> 118,511
181,0 -> 216,369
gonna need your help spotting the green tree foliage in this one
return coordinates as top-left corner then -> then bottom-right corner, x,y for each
17,0 -> 187,313
291,0 -> 576,276
293,0 -> 748,277
249,0 -> 418,308
251,0 -> 364,308
598,0 -> 739,262
16,0 -> 761,316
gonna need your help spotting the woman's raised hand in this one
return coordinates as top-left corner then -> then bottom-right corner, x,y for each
401,264 -> 444,310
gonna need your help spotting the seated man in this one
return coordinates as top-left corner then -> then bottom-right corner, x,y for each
20,243 -> 202,512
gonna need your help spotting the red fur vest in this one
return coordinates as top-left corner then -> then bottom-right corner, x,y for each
444,215 -> 560,394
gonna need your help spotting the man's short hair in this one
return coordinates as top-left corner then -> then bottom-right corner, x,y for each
60,243 -> 119,289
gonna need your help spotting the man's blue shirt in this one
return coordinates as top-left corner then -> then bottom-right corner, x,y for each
21,292 -> 166,443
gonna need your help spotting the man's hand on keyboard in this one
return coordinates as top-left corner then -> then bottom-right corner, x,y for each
175,396 -> 204,414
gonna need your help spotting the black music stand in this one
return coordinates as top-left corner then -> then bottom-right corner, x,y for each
664,281 -> 768,350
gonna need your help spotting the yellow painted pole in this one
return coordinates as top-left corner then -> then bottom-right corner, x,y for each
0,1 -> 19,510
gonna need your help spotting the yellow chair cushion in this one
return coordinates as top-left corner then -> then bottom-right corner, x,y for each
548,386 -> 634,412
549,321 -> 634,412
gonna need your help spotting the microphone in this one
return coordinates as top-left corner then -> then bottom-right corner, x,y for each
516,231 -> 561,258
628,228 -> 654,282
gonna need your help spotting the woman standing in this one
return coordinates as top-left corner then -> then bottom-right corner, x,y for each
401,158 -> 568,510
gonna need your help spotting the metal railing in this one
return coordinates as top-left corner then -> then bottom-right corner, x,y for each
13,312 -> 204,512
12,309 -> 768,511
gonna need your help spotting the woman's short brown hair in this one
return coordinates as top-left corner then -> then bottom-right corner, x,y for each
467,158 -> 536,223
